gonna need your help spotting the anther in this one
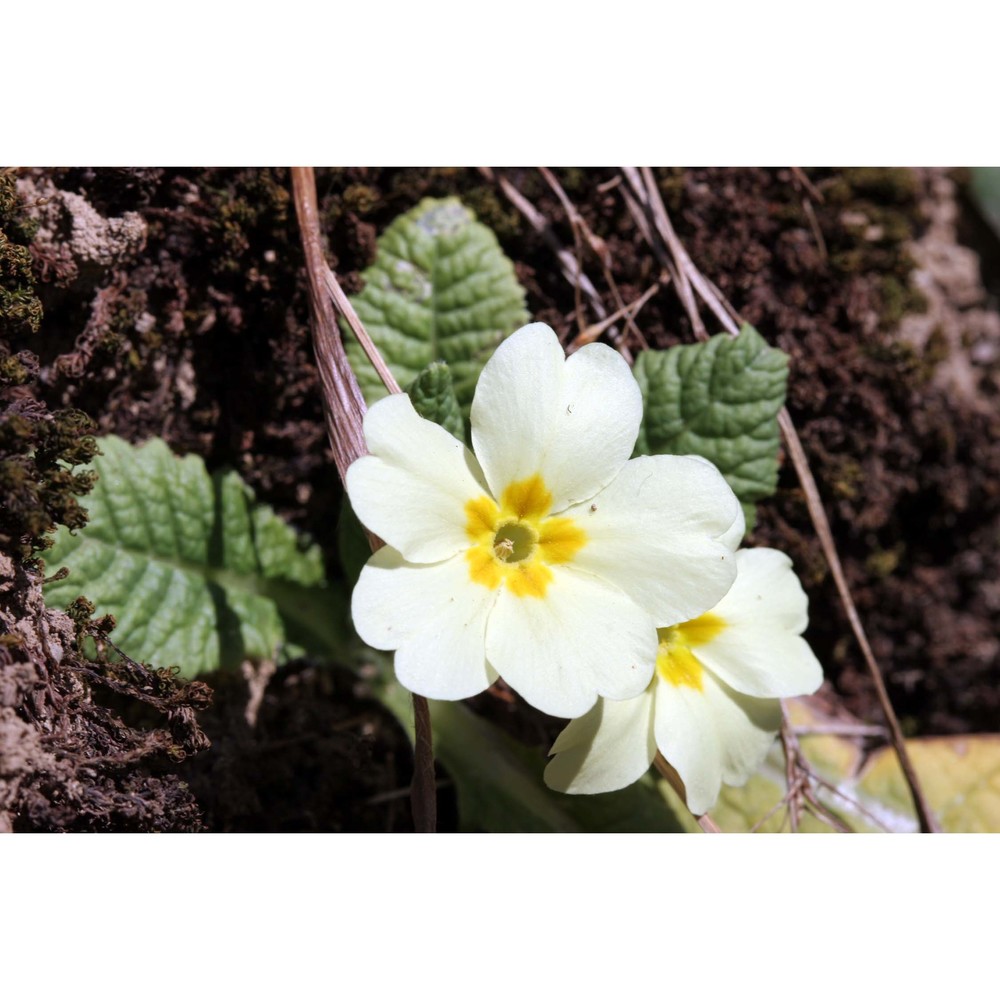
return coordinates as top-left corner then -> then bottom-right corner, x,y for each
494,538 -> 515,562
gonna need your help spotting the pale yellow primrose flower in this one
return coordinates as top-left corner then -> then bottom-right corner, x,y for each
347,323 -> 743,719
544,546 -> 823,813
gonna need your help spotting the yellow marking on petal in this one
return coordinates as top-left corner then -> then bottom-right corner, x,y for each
655,612 -> 726,690
538,516 -> 587,565
466,544 -> 502,590
507,561 -> 553,598
674,611 -> 726,648
656,644 -> 705,690
465,495 -> 499,543
500,474 -> 553,520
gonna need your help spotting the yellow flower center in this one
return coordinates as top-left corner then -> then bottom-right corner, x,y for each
464,474 -> 586,598
655,612 -> 726,690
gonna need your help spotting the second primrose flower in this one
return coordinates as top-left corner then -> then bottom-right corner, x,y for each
543,546 -> 823,813
348,323 -> 743,718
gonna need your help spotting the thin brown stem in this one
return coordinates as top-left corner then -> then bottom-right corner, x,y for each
629,167 -> 708,340
794,724 -> 888,738
568,283 -> 659,351
538,167 -> 651,351
538,166 -> 590,336
778,408 -> 938,832
775,704 -> 857,834
801,197 -> 829,263
697,813 -> 722,834
482,168 -> 605,311
410,695 -> 436,833
321,269 -> 400,393
790,167 -> 825,204
780,717 -> 802,833
290,167 -> 369,483
291,166 -> 436,834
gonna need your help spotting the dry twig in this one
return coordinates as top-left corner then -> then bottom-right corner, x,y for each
290,167 -> 436,834
241,658 -> 277,729
779,705 -> 894,833
539,167 -> 652,351
480,167 -> 634,362
790,166 -> 826,204
568,283 -> 660,351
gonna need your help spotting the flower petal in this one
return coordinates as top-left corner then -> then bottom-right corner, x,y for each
485,565 -> 656,718
352,545 -> 499,700
471,323 -> 641,513
654,672 -> 780,816
346,393 -> 488,563
564,455 -> 742,626
683,455 -> 746,552
544,688 -> 657,794
695,549 -> 823,698
718,499 -> 746,552
712,685 -> 782,790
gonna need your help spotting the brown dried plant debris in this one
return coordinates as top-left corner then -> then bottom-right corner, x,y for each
0,556 -> 211,833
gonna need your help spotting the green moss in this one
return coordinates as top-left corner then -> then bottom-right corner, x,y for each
828,456 -> 863,501
65,596 -> 100,644
342,183 -> 381,216
654,168 -> 686,212
880,274 -> 927,328
460,186 -> 523,243
0,171 -> 43,336
818,168 -> 928,331
923,326 -> 950,366
829,247 -> 866,275
865,543 -> 905,578
558,168 -> 587,193
848,168 -> 918,204
0,170 -> 38,244
208,169 -> 291,277
0,351 -> 34,385
824,168 -> 919,207
0,353 -> 98,560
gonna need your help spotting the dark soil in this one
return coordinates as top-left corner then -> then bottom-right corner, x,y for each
2,166 -> 998,831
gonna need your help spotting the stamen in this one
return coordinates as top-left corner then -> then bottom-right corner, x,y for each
494,538 -> 515,562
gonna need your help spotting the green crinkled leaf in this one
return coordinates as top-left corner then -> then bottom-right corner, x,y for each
44,435 -> 343,677
633,324 -> 788,528
345,197 -> 528,416
406,360 -> 464,441
375,677 -> 687,833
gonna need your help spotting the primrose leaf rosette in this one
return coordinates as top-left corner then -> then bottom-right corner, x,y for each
347,323 -> 743,719
544,545 -> 823,813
